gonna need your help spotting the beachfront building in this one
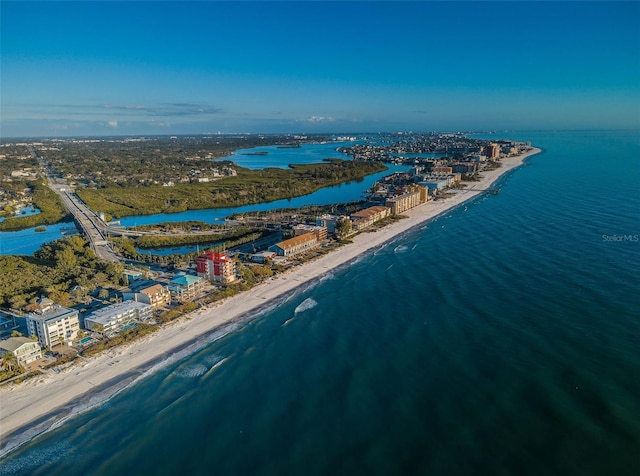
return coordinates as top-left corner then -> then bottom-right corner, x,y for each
0,336 -> 42,366
350,206 -> 391,231
451,162 -> 478,174
168,274 -> 205,302
386,189 -> 421,215
251,251 -> 276,263
269,232 -> 318,257
316,214 -> 339,234
485,143 -> 501,159
293,224 -> 328,241
123,283 -> 171,310
139,283 -> 171,309
84,300 -> 153,337
26,299 -> 80,348
418,179 -> 449,196
196,252 -> 238,284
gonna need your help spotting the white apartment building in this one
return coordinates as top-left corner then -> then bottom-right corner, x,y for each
84,300 -> 153,337
26,300 -> 80,348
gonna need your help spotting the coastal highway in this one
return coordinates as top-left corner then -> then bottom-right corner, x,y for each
58,190 -> 121,262
29,147 -> 122,262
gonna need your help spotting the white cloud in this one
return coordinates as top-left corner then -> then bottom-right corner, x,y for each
306,115 -> 335,123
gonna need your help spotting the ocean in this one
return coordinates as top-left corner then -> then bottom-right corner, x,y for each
1,131 -> 639,475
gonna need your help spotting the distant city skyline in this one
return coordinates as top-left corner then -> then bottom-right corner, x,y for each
2,1 -> 639,137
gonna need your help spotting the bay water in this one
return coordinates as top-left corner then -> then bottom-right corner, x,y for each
1,131 -> 638,475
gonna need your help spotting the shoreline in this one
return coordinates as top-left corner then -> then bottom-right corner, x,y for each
0,147 -> 541,457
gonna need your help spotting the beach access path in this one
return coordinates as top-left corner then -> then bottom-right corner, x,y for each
0,148 -> 541,455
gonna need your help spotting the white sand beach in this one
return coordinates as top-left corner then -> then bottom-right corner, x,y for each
0,148 -> 541,455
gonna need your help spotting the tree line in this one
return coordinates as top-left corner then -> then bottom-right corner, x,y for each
0,235 -> 125,309
77,159 -> 386,218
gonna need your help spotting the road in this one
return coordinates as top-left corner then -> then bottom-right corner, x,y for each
29,147 -> 122,262
28,145 -> 274,261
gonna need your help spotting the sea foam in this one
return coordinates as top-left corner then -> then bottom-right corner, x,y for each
294,297 -> 318,315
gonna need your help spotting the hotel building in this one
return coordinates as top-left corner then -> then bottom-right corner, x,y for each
196,252 -> 238,284
386,189 -> 421,215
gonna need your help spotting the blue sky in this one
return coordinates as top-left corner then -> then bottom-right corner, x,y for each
2,1 -> 639,137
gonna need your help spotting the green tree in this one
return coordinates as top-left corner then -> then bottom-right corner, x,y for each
2,353 -> 17,373
55,247 -> 78,271
336,217 -> 352,237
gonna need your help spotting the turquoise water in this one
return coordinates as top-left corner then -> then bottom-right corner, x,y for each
0,222 -> 76,255
0,158 -> 406,256
227,140 -> 353,169
1,131 -> 639,475
118,164 -> 409,228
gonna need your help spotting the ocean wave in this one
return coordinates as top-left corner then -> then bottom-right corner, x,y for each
203,357 -> 230,378
204,354 -> 225,366
281,317 -> 295,327
174,363 -> 208,379
0,440 -> 74,475
319,272 -> 336,282
294,297 -> 318,315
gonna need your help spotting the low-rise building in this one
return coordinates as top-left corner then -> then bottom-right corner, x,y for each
140,284 -> 171,308
451,162 -> 478,174
251,251 -> 277,263
168,274 -> 205,302
0,337 -> 42,366
293,224 -> 327,241
316,214 -> 343,234
123,269 -> 143,284
196,252 -> 238,284
123,284 -> 171,309
350,206 -> 391,231
432,166 -> 453,174
269,232 -> 318,257
26,299 -> 80,348
418,179 -> 449,195
84,300 -> 153,337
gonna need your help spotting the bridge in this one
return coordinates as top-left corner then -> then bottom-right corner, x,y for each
30,147 -> 122,262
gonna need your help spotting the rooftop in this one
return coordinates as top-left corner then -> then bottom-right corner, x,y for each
139,283 -> 169,296
170,274 -> 203,287
27,304 -> 78,322
0,336 -> 39,353
86,300 -> 151,325
273,232 -> 317,250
